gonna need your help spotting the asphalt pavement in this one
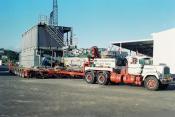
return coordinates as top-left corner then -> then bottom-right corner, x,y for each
0,66 -> 175,117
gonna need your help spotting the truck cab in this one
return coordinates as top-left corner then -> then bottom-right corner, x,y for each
127,56 -> 173,90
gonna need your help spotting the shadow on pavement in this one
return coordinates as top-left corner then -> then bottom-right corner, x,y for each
0,65 -> 13,76
0,65 -> 9,71
109,82 -> 175,91
165,85 -> 175,91
0,71 -> 13,76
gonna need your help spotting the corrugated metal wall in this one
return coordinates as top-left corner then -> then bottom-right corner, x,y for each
21,24 -> 64,50
21,26 -> 38,50
20,49 -> 40,68
20,24 -> 69,67
38,25 -> 64,49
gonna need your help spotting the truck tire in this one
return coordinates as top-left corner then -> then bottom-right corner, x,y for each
97,72 -> 110,85
144,76 -> 159,91
85,71 -> 96,84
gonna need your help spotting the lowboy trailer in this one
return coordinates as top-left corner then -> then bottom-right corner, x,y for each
8,63 -> 84,79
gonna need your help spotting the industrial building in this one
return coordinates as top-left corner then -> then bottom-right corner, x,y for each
112,28 -> 175,74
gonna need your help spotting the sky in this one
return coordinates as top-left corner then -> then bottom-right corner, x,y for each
0,0 -> 175,50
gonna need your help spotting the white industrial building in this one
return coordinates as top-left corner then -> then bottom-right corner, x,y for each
113,28 -> 175,74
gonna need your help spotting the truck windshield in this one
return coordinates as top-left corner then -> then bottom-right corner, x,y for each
139,58 -> 153,65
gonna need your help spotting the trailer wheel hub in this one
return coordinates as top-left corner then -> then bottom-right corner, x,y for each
99,75 -> 105,83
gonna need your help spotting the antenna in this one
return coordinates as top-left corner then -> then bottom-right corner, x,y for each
50,0 -> 58,26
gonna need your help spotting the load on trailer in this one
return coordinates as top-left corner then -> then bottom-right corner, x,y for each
8,47 -> 95,79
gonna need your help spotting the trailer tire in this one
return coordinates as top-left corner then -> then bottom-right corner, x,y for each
85,71 -> 96,84
97,72 -> 110,85
144,76 -> 159,91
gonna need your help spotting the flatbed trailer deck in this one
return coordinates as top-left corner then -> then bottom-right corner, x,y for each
9,64 -> 85,79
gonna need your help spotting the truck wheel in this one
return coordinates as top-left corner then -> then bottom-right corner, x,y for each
97,72 -> 110,85
160,84 -> 169,90
85,71 -> 96,84
144,76 -> 159,91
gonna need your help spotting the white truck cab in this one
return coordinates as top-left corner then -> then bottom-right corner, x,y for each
127,56 -> 173,90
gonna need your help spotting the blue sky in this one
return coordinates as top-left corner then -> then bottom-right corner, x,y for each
0,0 -> 175,50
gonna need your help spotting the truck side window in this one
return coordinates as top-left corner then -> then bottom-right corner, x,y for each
139,59 -> 145,65
139,58 -> 152,65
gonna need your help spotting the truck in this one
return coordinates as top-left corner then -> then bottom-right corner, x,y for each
83,47 -> 173,91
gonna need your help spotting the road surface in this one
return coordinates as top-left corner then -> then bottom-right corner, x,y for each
0,66 -> 175,117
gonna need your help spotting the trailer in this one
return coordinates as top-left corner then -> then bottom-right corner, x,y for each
8,47 -> 90,79
9,64 -> 84,79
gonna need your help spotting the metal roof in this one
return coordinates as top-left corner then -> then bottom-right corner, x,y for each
112,39 -> 154,57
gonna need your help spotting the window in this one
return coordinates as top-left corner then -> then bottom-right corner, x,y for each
139,58 -> 153,65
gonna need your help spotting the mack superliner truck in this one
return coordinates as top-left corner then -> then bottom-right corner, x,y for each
84,47 -> 173,91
